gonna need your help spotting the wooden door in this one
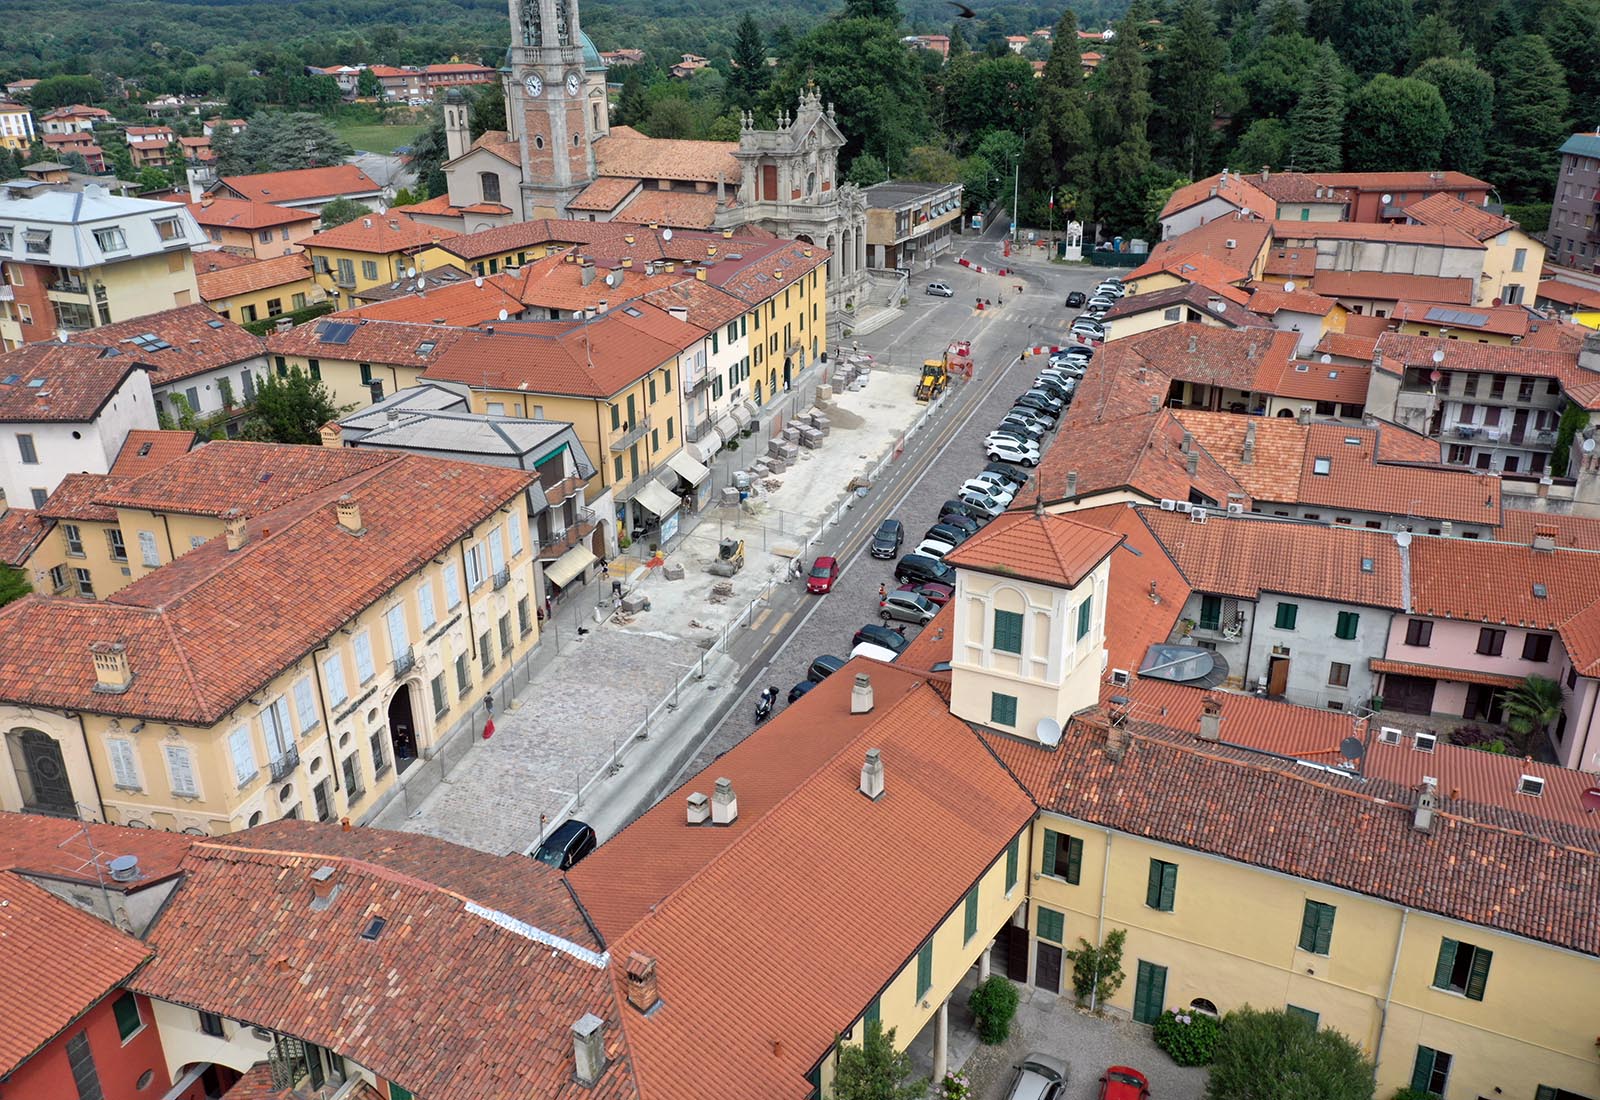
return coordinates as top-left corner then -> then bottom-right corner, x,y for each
1268,656 -> 1290,696
1034,942 -> 1062,993
1004,924 -> 1029,982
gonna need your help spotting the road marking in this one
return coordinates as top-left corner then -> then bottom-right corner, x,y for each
751,608 -> 773,630
769,611 -> 794,635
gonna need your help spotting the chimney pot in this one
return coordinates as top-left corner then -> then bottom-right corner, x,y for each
223,507 -> 247,551
711,777 -> 738,825
1067,470 -> 1079,496
1198,695 -> 1222,741
625,951 -> 660,1012
309,865 -> 340,910
90,641 -> 133,694
573,1013 -> 607,1085
1413,778 -> 1438,833
686,790 -> 710,825
859,747 -> 885,800
335,494 -> 364,535
850,673 -> 874,714
1186,451 -> 1199,477
1532,529 -> 1557,552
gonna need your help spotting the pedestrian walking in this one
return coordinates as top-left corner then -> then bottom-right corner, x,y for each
611,578 -> 623,604
878,583 -> 888,603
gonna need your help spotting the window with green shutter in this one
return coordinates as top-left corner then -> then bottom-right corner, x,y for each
1145,859 -> 1177,911
1335,611 -> 1359,640
1005,836 -> 1019,892
1275,602 -> 1298,630
1431,937 -> 1492,1000
963,888 -> 979,943
1076,595 -> 1092,640
1037,906 -> 1065,943
1132,960 -> 1167,1024
993,609 -> 1023,653
1198,595 -> 1222,631
990,692 -> 1018,726
389,1087 -> 414,1100
112,992 -> 142,1039
1042,829 -> 1084,884
1297,900 -> 1336,955
1285,1004 -> 1319,1029
916,941 -> 933,999
863,999 -> 881,1033
1409,1046 -> 1451,1096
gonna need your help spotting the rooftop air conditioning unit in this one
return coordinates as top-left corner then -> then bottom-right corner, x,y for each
1110,668 -> 1131,686
1414,731 -> 1438,753
1190,507 -> 1208,523
1378,726 -> 1403,745
1226,502 -> 1245,514
1225,239 -> 1238,249
1159,498 -> 1178,511
1174,501 -> 1193,513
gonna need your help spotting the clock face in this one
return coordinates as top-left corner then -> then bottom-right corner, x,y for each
566,72 -> 582,97
524,73 -> 543,97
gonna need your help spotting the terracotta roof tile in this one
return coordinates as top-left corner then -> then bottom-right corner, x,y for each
1246,285 -> 1337,316
1315,330 -> 1381,361
339,276 -> 526,328
1309,170 -> 1491,193
1537,279 -> 1600,311
0,343 -> 146,423
569,177 -> 642,212
110,430 -> 198,478
1408,536 -> 1600,631
1266,359 -> 1370,403
1312,271 -> 1476,305
72,304 -> 266,385
0,507 -> 52,566
1159,172 -> 1276,221
1405,192 -> 1519,240
1296,422 -> 1500,524
196,253 -> 315,302
1070,503 -> 1191,673
1391,299 -> 1530,337
1274,220 -> 1484,249
266,318 -> 466,369
306,213 -> 457,255
641,278 -> 749,330
1119,324 -> 1300,393
0,812 -> 192,888
592,134 -> 739,183
39,473 -> 121,522
97,440 -> 392,518
438,219 -> 639,262
1368,658 -> 1524,688
1101,282 -> 1258,328
1261,246 -> 1317,277
1251,173 -> 1352,204
1373,333 -> 1600,404
944,509 -> 1123,587
183,198 -> 317,230
613,189 -> 721,229
216,165 -> 382,204
1170,411 -> 1308,501
193,250 -> 260,273
1145,217 -> 1271,277
1498,510 -> 1600,551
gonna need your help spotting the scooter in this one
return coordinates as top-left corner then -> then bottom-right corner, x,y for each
755,686 -> 779,722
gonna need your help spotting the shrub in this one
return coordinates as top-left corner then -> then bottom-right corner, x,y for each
967,976 -> 1020,1044
938,1070 -> 973,1100
1153,1009 -> 1220,1066
1390,1090 -> 1433,1100
1065,928 -> 1126,1007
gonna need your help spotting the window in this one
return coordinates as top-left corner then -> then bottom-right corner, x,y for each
229,726 -> 257,787
443,562 -> 461,610
915,940 -> 933,999
342,753 -> 363,798
1523,632 -> 1553,662
488,527 -> 507,578
15,433 -> 35,464
1433,937 -> 1492,1000
1334,611 -> 1359,640
108,738 -> 140,790
74,568 -> 94,598
993,609 -> 1023,653
465,542 -> 486,590
963,887 -> 979,943
1005,836 -> 1019,892
431,673 -> 447,718
1285,1004 -> 1319,1029
1312,456 -> 1331,475
66,1029 -> 101,1100
1077,596 -> 1093,640
499,613 -> 513,655
1410,1046 -> 1451,1096
1132,960 -> 1167,1025
198,1011 -> 225,1038
1146,859 -> 1177,911
990,692 -> 1017,727
1198,594 -> 1222,631
292,677 -> 318,733
480,172 -> 501,204
155,217 -> 183,242
106,529 -> 127,562
138,530 -> 159,567
335,257 -> 355,286
360,260 -> 379,281
1037,906 -> 1065,943
1405,619 -> 1433,647
508,511 -> 524,557
1275,602 -> 1298,630
386,604 -> 409,663
63,524 -> 84,556
292,292 -> 307,310
323,655 -> 347,707
370,729 -> 389,778
1477,627 -> 1505,656
353,630 -> 375,682
262,696 -> 294,757
518,596 -> 532,636
165,743 -> 198,797
456,652 -> 471,697
1328,662 -> 1350,688
1512,247 -> 1527,272
1043,828 -> 1083,883
266,297 -> 282,317
1298,900 -> 1335,954
480,629 -> 494,674
112,992 -> 142,1040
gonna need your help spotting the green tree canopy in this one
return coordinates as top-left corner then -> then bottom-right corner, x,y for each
1090,0 -> 1155,234
356,67 -> 381,98
727,13 -> 771,111
1485,35 -> 1571,202
845,152 -> 887,186
1337,0 -> 1414,76
0,565 -> 32,609
1286,43 -> 1347,172
1152,0 -> 1225,177
643,97 -> 694,138
831,1024 -> 925,1100
945,56 -> 1039,156
217,112 -> 353,174
616,72 -> 649,127
319,197 -> 371,229
1207,1008 -> 1374,1100
1231,118 -> 1292,170
471,81 -> 506,134
27,74 -> 102,112
1027,8 -> 1094,217
1406,12 -> 1465,70
405,114 -> 449,199
239,366 -> 347,445
1413,58 -> 1495,175
1546,0 -> 1600,131
1238,32 -> 1320,124
1344,74 -> 1449,171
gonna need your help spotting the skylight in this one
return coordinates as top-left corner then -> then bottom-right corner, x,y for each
1360,557 -> 1374,573
361,916 -> 388,941
1532,582 -> 1547,599
1312,457 -> 1332,475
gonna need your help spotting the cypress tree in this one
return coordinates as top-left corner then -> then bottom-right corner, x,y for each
1287,43 -> 1346,171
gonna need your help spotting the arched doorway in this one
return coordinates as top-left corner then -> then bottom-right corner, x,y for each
387,685 -> 419,774
6,729 -> 74,816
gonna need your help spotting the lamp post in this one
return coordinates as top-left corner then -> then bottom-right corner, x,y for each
1010,155 -> 1021,244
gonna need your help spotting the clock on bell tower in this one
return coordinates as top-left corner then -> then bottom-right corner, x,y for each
508,0 -> 596,218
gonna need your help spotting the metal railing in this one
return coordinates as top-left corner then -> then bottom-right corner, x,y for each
393,646 -> 415,677
268,745 -> 300,782
543,474 -> 583,505
610,417 -> 651,452
492,568 -> 511,591
47,279 -> 87,295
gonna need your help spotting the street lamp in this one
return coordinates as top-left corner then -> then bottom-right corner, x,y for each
1010,154 -> 1021,245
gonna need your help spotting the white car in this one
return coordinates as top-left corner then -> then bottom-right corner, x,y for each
962,476 -> 1015,504
915,537 -> 957,559
1094,282 -> 1125,298
926,282 -> 954,297
986,438 -> 1040,467
987,428 -> 1039,450
851,641 -> 900,663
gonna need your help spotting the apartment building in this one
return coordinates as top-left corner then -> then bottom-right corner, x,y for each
303,214 -> 458,309
1547,132 -> 1600,272
125,127 -> 176,169
862,180 -> 964,272
266,317 -> 466,409
181,196 -> 318,258
196,252 -> 320,325
37,104 -> 110,135
0,101 -> 34,153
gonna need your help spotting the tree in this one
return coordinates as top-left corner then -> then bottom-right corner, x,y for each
137,166 -> 170,192
1344,74 -> 1449,170
357,67 -> 381,100
1546,0 -> 1600,132
219,112 -> 352,174
1238,32 -> 1320,124
904,145 -> 963,182
164,140 -> 188,186
1413,58 -> 1495,175
0,566 -> 31,609
1406,13 -> 1464,70
1305,0 -> 1342,41
1552,398 -> 1590,476
225,76 -> 266,119
1484,36 -> 1570,202
406,115 -> 449,199
616,72 -> 649,127
1255,0 -> 1304,39
1152,0 -> 1225,177
1065,928 -> 1127,1007
845,152 -> 887,185
727,13 -> 771,111
1337,0 -> 1414,76
471,81 -> 505,135
843,0 -> 899,21
27,74 -> 102,112
320,197 -> 371,229
1286,43 -> 1346,172
1504,675 -> 1565,754
1090,0 -> 1155,234
0,148 -> 20,184
1028,8 -> 1095,219
239,367 -> 346,445
1206,1007 -> 1374,1100
831,1024 -> 925,1100
643,97 -> 694,139
945,57 -> 1038,155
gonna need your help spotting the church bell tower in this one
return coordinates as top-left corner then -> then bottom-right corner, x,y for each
509,0 -> 596,218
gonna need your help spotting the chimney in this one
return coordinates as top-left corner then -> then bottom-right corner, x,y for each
386,407 -> 400,423
387,219 -> 399,230
1105,722 -> 1129,762
596,299 -> 609,314
1197,695 -> 1222,741
850,673 -> 874,714
686,790 -> 710,825
573,1013 -> 607,1086
859,748 -> 885,800
624,232 -> 635,245
1242,422 -> 1256,464
722,228 -> 733,239
309,865 -> 340,910
335,494 -> 364,535
581,261 -> 597,287
1532,526 -> 1557,552
1067,470 -> 1079,496
710,777 -> 737,825
1187,333 -> 1197,353
1186,451 -> 1198,477
621,256 -> 633,268
1180,430 -> 1193,453
1297,405 -> 1312,425
1260,165 -> 1269,182
90,642 -> 133,694
223,508 -> 247,551
625,951 -> 660,1012
1149,395 -> 1160,413
1413,777 -> 1438,833
275,318 -> 293,334
695,267 -> 706,282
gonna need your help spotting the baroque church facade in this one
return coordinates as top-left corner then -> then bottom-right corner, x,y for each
434,0 -> 870,317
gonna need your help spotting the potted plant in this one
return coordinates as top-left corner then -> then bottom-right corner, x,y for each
1178,617 -> 1197,637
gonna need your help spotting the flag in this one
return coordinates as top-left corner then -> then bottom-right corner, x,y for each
1049,192 -> 1055,209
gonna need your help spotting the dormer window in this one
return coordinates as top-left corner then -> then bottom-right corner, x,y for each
93,227 -> 127,253
24,228 -> 50,255
154,217 -> 183,242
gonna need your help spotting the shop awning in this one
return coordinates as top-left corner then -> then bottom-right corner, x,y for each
633,478 -> 680,518
714,415 -> 740,441
545,545 -> 596,589
687,431 -> 723,465
735,401 -> 759,426
666,450 -> 711,487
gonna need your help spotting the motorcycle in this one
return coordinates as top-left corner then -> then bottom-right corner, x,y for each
755,686 -> 779,722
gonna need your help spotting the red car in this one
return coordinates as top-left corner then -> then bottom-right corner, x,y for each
806,556 -> 840,594
1099,1066 -> 1150,1100
895,581 -> 953,607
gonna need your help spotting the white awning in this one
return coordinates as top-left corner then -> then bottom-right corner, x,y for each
633,478 -> 680,518
666,449 -> 711,487
714,415 -> 740,441
687,430 -> 723,464
545,544 -> 596,588
735,401 -> 758,426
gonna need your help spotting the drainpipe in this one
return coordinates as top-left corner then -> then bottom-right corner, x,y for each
1575,676 -> 1599,770
1374,906 -> 1409,1073
459,540 -> 479,660
310,643 -> 340,795
1090,829 -> 1113,1012
71,711 -> 108,822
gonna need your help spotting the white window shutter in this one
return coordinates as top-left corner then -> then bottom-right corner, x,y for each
488,528 -> 506,574
109,738 -> 139,789
229,728 -> 256,785
138,530 -> 160,567
292,677 -> 317,733
418,581 -> 437,629
443,563 -> 461,609
323,655 -> 347,706
354,631 -> 375,682
465,544 -> 483,589
508,512 -> 524,556
386,605 -> 408,658
165,744 -> 197,797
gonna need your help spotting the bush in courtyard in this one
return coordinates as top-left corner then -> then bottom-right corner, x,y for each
967,975 -> 1020,1044
1153,1008 -> 1219,1066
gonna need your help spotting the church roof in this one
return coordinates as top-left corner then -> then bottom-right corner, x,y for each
593,134 -> 740,185
581,32 -> 606,72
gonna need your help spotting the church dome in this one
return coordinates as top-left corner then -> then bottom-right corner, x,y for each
581,32 -> 606,72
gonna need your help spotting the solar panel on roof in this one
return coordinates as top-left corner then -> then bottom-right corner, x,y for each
319,322 -> 356,345
1423,307 -> 1488,327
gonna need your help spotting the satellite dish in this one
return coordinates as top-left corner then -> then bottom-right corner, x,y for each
1036,717 -> 1063,748
605,271 -> 619,287
1339,736 -> 1366,762
1283,280 -> 1295,293
1395,530 -> 1412,548
415,278 -> 425,291
1380,193 -> 1392,205
1584,437 -> 1597,454
406,267 -> 416,278
661,227 -> 673,241
497,308 -> 509,321
1319,353 -> 1332,364
474,276 -> 484,288
1583,787 -> 1600,813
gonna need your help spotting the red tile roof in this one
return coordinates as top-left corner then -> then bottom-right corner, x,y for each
96,440 -> 392,518
1537,279 -> 1600,311
0,874 -> 153,1077
1498,510 -> 1600,551
0,507 -> 52,566
183,197 -> 317,230
593,134 -> 739,183
1171,412 -> 1307,502
1123,252 -> 1253,299
0,811 -> 193,888
437,218 -> 640,262
1391,299 -> 1530,337
1405,192 -> 1519,241
1246,285 -> 1337,317
1295,422 -> 1500,524
613,189 -> 721,229
266,318 -> 465,369
195,252 -> 314,302
215,165 -> 382,204
1261,246 -> 1317,277
943,508 -> 1123,587
38,472 -> 121,522
1408,536 -> 1600,631
1368,658 -> 1524,688
1309,170 -> 1491,194
110,430 -> 198,478
1250,173 -> 1352,205
1071,503 -> 1191,673
72,303 -> 266,385
641,278 -> 749,331
1265,359 -> 1370,403
1159,171 -> 1276,222
1117,324 -> 1300,393
570,177 -> 642,212
338,275 -> 526,328
1101,282 -> 1261,328
305,212 -> 457,255
1312,270 -> 1476,306
1373,333 -> 1600,405
0,343 -> 146,423
1144,217 -> 1272,279
1273,220 -> 1485,249
390,193 -> 512,218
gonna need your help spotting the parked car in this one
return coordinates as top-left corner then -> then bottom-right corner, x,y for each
1001,409 -> 1053,435
939,498 -> 990,524
1032,376 -> 1075,400
807,654 -> 847,682
880,590 -> 938,625
989,426 -> 1043,449
939,507 -> 985,532
971,470 -> 1023,496
1005,1053 -> 1068,1100
869,518 -> 904,559
806,555 -> 840,593
1011,396 -> 1058,423
926,281 -> 954,297
987,438 -> 1040,466
1065,290 -> 1087,308
962,477 -> 1015,504
924,522 -> 971,547
1072,317 -> 1107,336
983,461 -> 1031,489
958,489 -> 1008,517
853,623 -> 911,652
897,580 -> 954,605
787,680 -> 816,704
1095,279 -> 1125,297
895,553 -> 955,585
1097,1066 -> 1150,1100
914,536 -> 956,559
1019,389 -> 1064,412
533,819 -> 598,870
1088,293 -> 1118,308
851,641 -> 900,663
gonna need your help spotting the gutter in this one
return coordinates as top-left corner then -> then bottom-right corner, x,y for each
1374,907 -> 1409,1071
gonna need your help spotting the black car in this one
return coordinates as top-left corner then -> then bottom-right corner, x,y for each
870,518 -> 904,559
1016,394 -> 1062,418
985,461 -> 1031,488
895,553 -> 955,586
939,498 -> 988,523
1032,377 -> 1074,402
852,623 -> 911,653
533,819 -> 598,870
934,511 -> 980,537
788,680 -> 817,703
807,654 -> 847,682
924,522 -> 971,547
1065,290 -> 1087,308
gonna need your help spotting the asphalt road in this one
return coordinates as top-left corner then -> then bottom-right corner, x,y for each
676,233 -> 1125,776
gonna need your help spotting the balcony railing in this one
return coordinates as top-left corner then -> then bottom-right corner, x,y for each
268,745 -> 300,782
47,279 -> 87,296
685,416 -> 717,443
538,510 -> 597,555
393,646 -> 415,677
492,567 -> 511,591
543,474 -> 583,506
611,416 -> 651,452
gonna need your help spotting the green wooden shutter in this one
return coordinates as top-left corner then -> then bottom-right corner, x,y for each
963,888 -> 979,943
1535,1087 -> 1559,1100
1299,901 -> 1334,954
1037,906 -> 1065,942
1042,829 -> 1059,876
1410,1047 -> 1435,1094
916,941 -> 933,998
1285,1004 -> 1319,1029
1065,836 -> 1083,885
1159,863 -> 1176,911
1276,602 -> 1298,629
389,1086 -> 414,1100
1005,837 -> 1019,891
1077,596 -> 1093,639
1465,946 -> 1492,1001
1199,594 -> 1222,630
1314,904 -> 1334,954
1432,938 -> 1458,989
1133,961 -> 1166,1024
994,609 -> 1023,653
1146,860 -> 1163,908
864,998 -> 880,1032
1298,901 -> 1320,952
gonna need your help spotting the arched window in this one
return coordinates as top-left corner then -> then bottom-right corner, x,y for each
592,103 -> 601,131
1189,998 -> 1219,1017
806,171 -> 816,195
479,172 -> 501,204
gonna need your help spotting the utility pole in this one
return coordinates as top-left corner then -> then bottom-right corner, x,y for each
1011,156 -> 1020,244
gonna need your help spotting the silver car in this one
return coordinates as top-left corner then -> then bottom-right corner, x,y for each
1005,1053 -> 1068,1100
880,591 -> 937,625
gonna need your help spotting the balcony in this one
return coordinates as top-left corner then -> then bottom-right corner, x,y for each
1453,425 -> 1480,439
268,745 -> 300,782
610,416 -> 651,452
393,645 -> 415,677
543,473 -> 584,506
1534,429 -> 1557,444
47,278 -> 87,296
538,510 -> 597,556
685,416 -> 717,443
492,567 -> 511,591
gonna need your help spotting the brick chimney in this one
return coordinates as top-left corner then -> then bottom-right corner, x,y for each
710,777 -> 737,825
850,673 -> 874,714
859,748 -> 885,800
309,865 -> 340,910
1186,451 -> 1199,477
573,1013 -> 607,1085
335,495 -> 364,535
90,642 -> 132,694
625,951 -> 660,1012
223,507 -> 247,551
1242,422 -> 1256,465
